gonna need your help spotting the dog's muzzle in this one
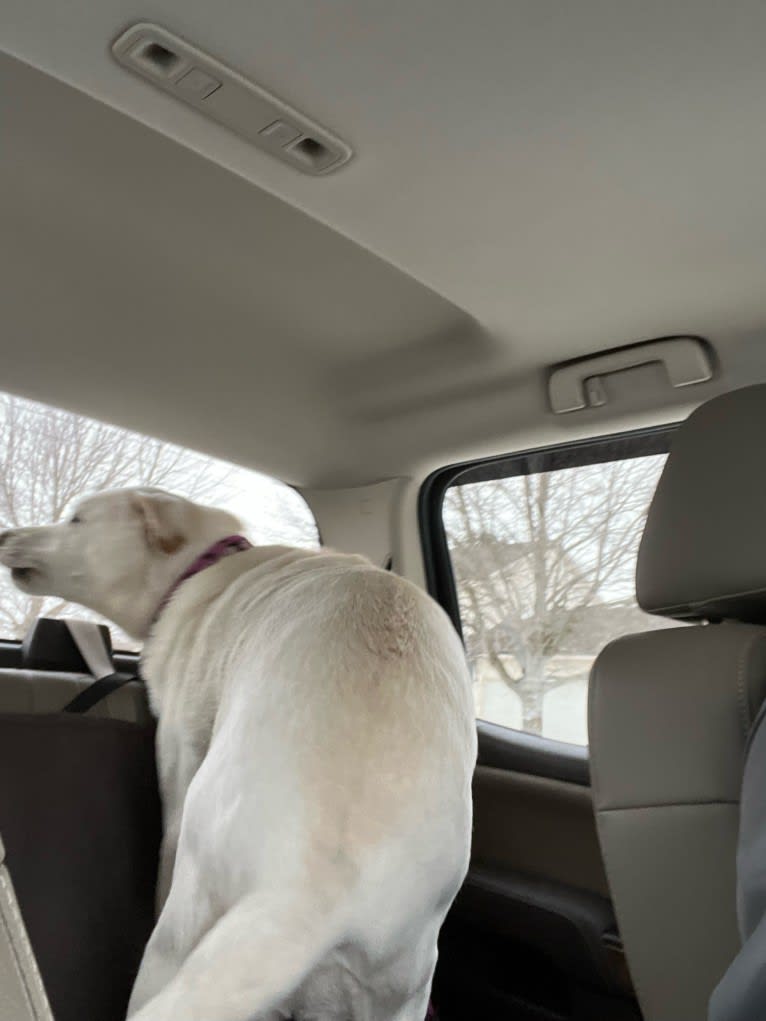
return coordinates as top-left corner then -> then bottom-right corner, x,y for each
0,531 -> 45,586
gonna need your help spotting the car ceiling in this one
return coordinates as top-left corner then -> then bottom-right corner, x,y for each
3,1 -> 766,486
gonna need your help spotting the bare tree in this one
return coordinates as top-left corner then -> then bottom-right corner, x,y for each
236,480 -> 318,549
0,394 -> 235,639
444,457 -> 666,733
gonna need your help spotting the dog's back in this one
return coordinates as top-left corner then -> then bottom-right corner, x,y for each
131,549 -> 476,1021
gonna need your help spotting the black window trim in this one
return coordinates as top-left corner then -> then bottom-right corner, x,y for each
419,423 -> 679,785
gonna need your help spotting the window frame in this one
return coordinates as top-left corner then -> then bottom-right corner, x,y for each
419,424 -> 678,780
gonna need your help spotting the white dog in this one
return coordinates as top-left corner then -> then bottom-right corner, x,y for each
0,488 -> 476,1021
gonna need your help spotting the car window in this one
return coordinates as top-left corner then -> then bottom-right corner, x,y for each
442,436 -> 675,746
0,391 -> 318,648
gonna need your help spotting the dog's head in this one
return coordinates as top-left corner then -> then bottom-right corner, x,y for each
0,488 -> 242,637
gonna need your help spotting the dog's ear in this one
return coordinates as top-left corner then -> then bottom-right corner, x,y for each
131,492 -> 187,555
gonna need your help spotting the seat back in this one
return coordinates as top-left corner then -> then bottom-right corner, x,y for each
590,623 -> 766,1020
0,620 -> 160,1021
589,385 -> 766,1021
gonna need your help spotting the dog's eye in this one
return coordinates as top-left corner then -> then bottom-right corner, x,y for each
70,515 -> 82,525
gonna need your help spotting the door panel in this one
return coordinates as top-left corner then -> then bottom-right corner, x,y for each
471,766 -> 609,898
432,738 -> 641,1020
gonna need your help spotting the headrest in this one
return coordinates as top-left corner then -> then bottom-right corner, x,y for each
22,617 -> 113,672
637,384 -> 766,623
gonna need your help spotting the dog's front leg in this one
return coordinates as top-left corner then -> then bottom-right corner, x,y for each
127,889 -> 341,1021
155,816 -> 181,916
154,726 -> 206,916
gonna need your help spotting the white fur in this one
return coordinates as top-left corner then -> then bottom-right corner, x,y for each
0,489 -> 476,1021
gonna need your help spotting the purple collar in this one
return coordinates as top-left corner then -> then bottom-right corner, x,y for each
152,535 -> 252,625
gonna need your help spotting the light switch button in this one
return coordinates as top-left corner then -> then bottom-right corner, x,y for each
176,67 -> 221,100
259,120 -> 301,147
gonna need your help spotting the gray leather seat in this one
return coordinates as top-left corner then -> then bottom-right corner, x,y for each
588,384 -> 766,1021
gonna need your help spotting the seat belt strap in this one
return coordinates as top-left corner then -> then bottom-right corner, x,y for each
0,833 -> 54,1021
61,620 -> 136,714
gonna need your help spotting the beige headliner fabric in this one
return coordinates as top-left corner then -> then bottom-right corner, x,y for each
4,4 -> 766,483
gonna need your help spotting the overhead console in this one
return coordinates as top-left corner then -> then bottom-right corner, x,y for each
112,23 -> 353,175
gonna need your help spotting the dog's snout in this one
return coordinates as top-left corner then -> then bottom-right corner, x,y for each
0,529 -> 24,552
